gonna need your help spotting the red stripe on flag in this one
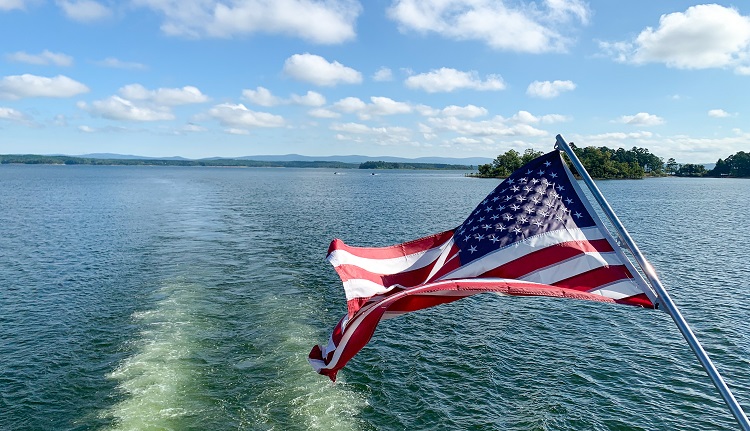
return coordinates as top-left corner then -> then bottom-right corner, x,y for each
553,265 -> 633,291
477,238 -> 615,280
328,230 -> 454,259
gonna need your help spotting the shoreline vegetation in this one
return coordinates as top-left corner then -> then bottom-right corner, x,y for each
0,154 -> 472,170
470,146 -> 750,179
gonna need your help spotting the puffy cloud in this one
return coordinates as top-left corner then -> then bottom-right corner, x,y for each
331,96 -> 412,119
405,68 -> 505,93
617,112 -> 665,126
242,86 -> 282,107
132,0 -> 360,44
0,74 -> 89,99
373,67 -> 393,81
6,50 -> 73,66
78,84 -> 208,123
283,53 -> 362,86
369,97 -> 412,116
427,115 -> 548,137
208,103 -> 285,128
242,87 -> 325,107
599,4 -> 750,73
387,0 -> 589,53
290,90 -> 325,106
77,96 -> 175,121
708,109 -> 731,118
526,80 -> 575,98
332,97 -> 367,113
118,84 -> 209,105
441,104 -> 487,118
511,110 -> 570,124
57,0 -> 111,22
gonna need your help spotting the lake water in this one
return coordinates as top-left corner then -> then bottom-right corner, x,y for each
0,164 -> 748,430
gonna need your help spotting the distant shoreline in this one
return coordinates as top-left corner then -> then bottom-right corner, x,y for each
0,154 -> 472,171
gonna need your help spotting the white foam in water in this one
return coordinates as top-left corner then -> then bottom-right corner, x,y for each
102,281 -> 369,430
103,282 -> 207,430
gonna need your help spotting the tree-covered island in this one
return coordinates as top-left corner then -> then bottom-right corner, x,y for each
473,146 -> 750,179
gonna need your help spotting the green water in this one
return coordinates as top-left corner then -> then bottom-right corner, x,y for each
0,165 -> 747,430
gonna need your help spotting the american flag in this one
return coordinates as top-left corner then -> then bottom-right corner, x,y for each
309,150 -> 656,381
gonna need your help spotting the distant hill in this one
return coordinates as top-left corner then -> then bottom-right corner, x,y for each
78,153 -> 190,161
73,153 -> 491,166
228,154 -> 492,166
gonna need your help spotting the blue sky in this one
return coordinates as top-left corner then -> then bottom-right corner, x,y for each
1,1 -> 749,163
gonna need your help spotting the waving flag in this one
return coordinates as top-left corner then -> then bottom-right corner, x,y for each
309,149 -> 657,381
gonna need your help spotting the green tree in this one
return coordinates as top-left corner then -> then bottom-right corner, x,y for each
666,158 -> 679,175
675,163 -> 707,177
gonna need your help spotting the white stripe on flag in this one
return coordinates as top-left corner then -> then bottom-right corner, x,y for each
519,251 -> 622,285
442,226 -> 606,280
327,240 -> 451,274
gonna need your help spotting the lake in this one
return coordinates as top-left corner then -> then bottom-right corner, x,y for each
0,164 -> 748,430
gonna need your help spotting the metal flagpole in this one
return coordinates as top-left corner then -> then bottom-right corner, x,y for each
555,134 -> 750,431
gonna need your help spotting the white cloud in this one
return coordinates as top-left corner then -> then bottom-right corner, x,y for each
585,131 -> 654,141
387,0 -> 589,53
208,103 -> 285,128
225,128 -> 250,135
708,109 -> 731,118
242,86 -> 282,107
331,96 -> 412,119
617,112 -> 665,126
427,115 -> 548,137
0,106 -> 31,124
0,0 -> 26,11
369,97 -> 412,116
6,50 -> 73,66
441,104 -> 487,118
405,68 -> 505,93
78,125 -> 96,133
577,131 -> 750,163
511,110 -> 570,124
290,90 -> 325,106
308,108 -> 340,119
132,0 -> 360,44
78,96 -> 175,121
332,97 -> 367,113
283,53 -> 362,86
242,87 -> 325,107
118,84 -> 209,106
96,57 -> 147,70
600,4 -> 750,73
526,80 -> 575,98
57,0 -> 111,22
0,74 -> 89,99
373,67 -> 393,81
330,122 -> 416,146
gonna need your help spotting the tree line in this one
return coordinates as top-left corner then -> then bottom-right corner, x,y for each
476,145 -> 663,179
475,146 -> 750,179
359,161 -> 471,170
0,154 -> 471,171
671,151 -> 750,177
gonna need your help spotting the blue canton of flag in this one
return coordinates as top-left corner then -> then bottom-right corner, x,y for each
455,151 -> 596,264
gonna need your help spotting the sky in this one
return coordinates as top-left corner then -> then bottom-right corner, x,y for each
1,1 -> 749,163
